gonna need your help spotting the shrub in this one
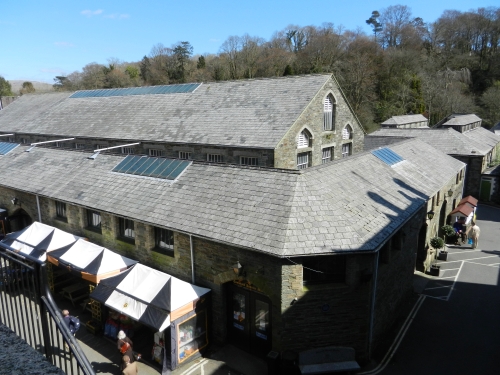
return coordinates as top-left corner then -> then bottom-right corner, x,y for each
430,237 -> 445,249
441,225 -> 455,237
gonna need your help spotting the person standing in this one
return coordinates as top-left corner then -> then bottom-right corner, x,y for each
468,221 -> 481,249
121,355 -> 138,375
117,331 -> 135,370
62,310 -> 80,336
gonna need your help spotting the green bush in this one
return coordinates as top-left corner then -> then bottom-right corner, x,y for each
430,237 -> 445,249
441,225 -> 455,237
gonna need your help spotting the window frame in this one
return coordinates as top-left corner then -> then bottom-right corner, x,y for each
321,147 -> 333,164
207,154 -> 223,163
75,143 -> 86,150
118,218 -> 135,242
297,152 -> 310,170
86,210 -> 102,233
341,143 -> 351,158
179,151 -> 192,160
153,227 -> 175,257
55,201 -> 67,221
297,130 -> 311,149
149,149 -> 165,157
240,156 -> 258,166
122,147 -> 135,155
323,95 -> 335,131
342,125 -> 353,140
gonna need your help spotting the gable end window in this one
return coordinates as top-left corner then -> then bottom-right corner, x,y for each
323,95 -> 335,131
118,218 -> 135,242
342,125 -> 353,140
55,201 -> 67,221
297,130 -> 311,149
154,227 -> 174,257
87,210 -> 102,233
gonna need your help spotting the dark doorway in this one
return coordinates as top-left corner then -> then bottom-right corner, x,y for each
415,224 -> 427,272
227,282 -> 272,358
8,209 -> 33,233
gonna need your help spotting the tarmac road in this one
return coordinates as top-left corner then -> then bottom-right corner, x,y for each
368,203 -> 500,375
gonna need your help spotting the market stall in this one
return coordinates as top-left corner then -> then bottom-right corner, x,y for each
1,221 -> 79,261
89,263 -> 211,371
449,195 -> 478,225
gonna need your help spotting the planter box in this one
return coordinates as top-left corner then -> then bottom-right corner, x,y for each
430,266 -> 440,277
438,251 -> 448,261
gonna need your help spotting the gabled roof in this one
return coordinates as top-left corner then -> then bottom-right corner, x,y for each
368,128 -> 488,156
381,114 -> 428,126
0,139 -> 464,256
442,114 -> 481,126
0,75 -> 332,149
449,203 -> 474,217
458,195 -> 478,207
461,127 -> 500,150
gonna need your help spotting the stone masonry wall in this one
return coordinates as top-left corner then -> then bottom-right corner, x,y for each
453,155 -> 485,198
274,76 -> 365,169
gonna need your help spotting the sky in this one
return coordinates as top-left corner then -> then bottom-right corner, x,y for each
0,0 -> 494,84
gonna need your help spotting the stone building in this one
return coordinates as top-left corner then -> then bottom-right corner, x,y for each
435,113 -> 482,133
0,74 -> 364,170
0,76 -> 465,364
380,114 -> 428,129
367,127 -> 500,201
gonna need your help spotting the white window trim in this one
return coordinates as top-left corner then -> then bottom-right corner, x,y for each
207,154 -> 223,163
297,130 -> 311,149
240,156 -> 258,166
122,147 -> 135,154
149,149 -> 165,157
341,143 -> 351,158
297,152 -> 310,169
342,125 -> 353,140
321,147 -> 333,164
179,151 -> 192,160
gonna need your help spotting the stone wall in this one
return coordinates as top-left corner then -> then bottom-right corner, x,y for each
274,76 -> 365,169
454,155 -> 486,198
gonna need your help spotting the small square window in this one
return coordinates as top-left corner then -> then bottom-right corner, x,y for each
154,227 -> 174,256
118,218 -> 135,241
207,154 -> 223,163
321,147 -> 333,164
297,152 -> 310,169
149,149 -> 165,157
179,151 -> 192,160
240,156 -> 258,166
55,201 -> 67,221
341,143 -> 351,158
87,210 -> 102,233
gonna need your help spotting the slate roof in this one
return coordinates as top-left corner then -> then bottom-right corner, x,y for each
0,139 -> 464,257
461,127 -> 500,150
0,75 -> 332,149
369,128 -> 488,156
442,114 -> 481,126
381,114 -> 428,126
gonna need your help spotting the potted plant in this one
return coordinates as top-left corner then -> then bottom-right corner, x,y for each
432,234 -> 448,261
441,225 -> 455,245
430,237 -> 448,276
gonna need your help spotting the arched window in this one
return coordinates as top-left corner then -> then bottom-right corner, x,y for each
342,124 -> 353,140
323,95 -> 335,131
297,129 -> 311,148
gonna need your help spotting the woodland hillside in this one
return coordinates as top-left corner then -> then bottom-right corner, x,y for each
7,6 -> 500,132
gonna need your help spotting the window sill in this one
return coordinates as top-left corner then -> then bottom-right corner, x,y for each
152,247 -> 174,258
117,236 -> 136,245
85,227 -> 102,235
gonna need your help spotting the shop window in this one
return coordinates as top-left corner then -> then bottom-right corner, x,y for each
177,309 -> 208,364
154,227 -> 174,257
55,201 -> 67,221
300,255 -> 346,285
87,210 -> 102,233
118,218 -> 135,242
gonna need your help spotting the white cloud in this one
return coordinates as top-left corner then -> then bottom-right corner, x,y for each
103,13 -> 130,19
81,9 -> 104,17
54,42 -> 74,47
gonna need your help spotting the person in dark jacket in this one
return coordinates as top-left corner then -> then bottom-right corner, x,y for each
117,330 -> 135,370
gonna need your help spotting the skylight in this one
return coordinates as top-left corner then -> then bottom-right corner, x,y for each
371,148 -> 405,166
112,155 -> 191,181
70,83 -> 201,98
0,142 -> 19,155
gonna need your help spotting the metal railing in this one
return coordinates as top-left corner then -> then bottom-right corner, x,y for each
0,246 -> 94,375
